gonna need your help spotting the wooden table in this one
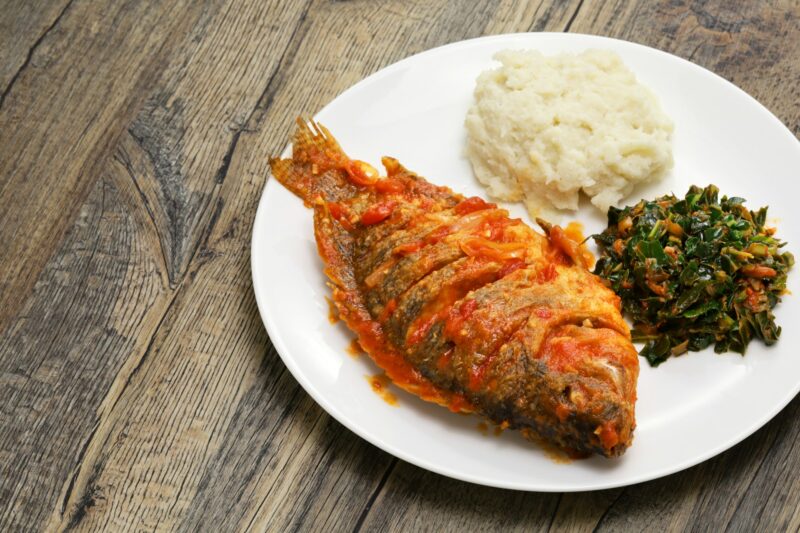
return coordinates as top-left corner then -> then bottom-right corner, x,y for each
1,1 -> 798,530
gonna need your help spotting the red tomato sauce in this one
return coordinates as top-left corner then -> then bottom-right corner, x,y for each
367,374 -> 398,406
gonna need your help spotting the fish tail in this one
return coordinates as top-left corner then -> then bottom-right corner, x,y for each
269,117 -> 360,204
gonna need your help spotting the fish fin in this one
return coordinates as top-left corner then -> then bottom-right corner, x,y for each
314,204 -> 361,309
269,118 -> 361,204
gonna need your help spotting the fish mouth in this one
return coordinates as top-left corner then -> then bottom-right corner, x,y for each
539,323 -> 639,456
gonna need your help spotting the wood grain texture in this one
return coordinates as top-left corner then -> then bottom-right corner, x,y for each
0,0 -> 797,531
0,0 -> 210,528
0,0 -> 205,331
0,167 -> 171,529
0,0 -> 73,95
48,2 -> 319,530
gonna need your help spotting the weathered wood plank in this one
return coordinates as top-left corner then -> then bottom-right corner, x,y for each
0,155 -> 173,530
0,0 -> 219,529
360,463 -> 561,532
55,131 -> 280,531
0,0 -> 328,528
1,0 -> 314,529
124,0 -> 310,287
0,0 -> 73,95
548,489 -> 623,533
0,0 -> 204,331
47,0 -> 340,529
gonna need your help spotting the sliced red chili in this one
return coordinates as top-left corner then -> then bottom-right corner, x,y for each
345,160 -> 379,186
454,196 -> 495,216
361,201 -> 396,225
374,178 -> 405,194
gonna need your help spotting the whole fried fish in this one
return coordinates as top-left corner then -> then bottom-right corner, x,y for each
270,120 -> 639,457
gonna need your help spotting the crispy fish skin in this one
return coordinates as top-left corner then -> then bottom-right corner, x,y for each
270,119 -> 639,458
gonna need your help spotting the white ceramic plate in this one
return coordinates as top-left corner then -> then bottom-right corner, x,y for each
252,33 -> 800,491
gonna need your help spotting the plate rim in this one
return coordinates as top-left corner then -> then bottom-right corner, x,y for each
251,31 -> 800,491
